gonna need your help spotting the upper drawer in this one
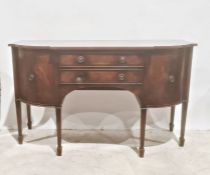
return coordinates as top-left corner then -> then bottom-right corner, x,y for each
59,70 -> 144,84
58,54 -> 145,67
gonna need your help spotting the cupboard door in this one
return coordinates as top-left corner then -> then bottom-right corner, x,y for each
143,50 -> 184,107
17,49 -> 56,105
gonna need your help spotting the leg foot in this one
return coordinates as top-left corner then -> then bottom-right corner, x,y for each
18,135 -> 23,144
27,122 -> 32,130
179,138 -> 185,147
139,148 -> 145,158
169,123 -> 174,132
56,146 -> 62,156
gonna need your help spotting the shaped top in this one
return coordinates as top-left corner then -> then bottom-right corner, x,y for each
9,40 -> 197,50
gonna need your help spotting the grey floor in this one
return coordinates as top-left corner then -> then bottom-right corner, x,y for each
0,129 -> 210,175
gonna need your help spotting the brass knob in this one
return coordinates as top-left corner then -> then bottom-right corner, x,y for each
118,73 -> 125,81
28,74 -> 35,81
169,75 -> 175,83
77,56 -> 85,64
119,56 -> 126,64
75,76 -> 83,83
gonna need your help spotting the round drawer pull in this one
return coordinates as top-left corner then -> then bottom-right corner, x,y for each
75,76 -> 83,83
77,56 -> 85,64
28,74 -> 35,81
119,56 -> 126,64
169,75 -> 175,83
118,73 -> 125,81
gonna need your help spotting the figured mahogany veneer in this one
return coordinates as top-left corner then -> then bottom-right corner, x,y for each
59,69 -> 144,84
9,40 -> 197,157
59,54 -> 145,67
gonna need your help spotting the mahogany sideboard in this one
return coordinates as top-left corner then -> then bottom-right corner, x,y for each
9,40 -> 197,157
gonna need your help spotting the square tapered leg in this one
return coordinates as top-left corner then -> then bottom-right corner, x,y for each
169,106 -> 175,132
56,107 -> 62,156
139,108 -> 147,158
15,100 -> 23,144
26,104 -> 32,130
179,101 -> 188,146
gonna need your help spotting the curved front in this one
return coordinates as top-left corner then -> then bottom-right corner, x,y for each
15,48 -> 57,106
11,46 -> 192,108
142,49 -> 185,107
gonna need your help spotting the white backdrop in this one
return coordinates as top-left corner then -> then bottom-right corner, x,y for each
0,0 -> 210,130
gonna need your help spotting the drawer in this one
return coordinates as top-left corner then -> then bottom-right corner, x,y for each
59,54 -> 145,67
59,70 -> 144,84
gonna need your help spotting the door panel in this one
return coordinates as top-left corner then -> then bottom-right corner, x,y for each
143,50 -> 184,107
17,49 -> 56,105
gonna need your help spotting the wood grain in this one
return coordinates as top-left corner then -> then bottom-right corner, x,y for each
10,41 -> 196,157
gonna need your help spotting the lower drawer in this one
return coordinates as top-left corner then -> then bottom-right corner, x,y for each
59,69 -> 144,84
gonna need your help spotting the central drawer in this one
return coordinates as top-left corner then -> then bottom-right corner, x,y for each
58,54 -> 145,67
59,69 -> 144,84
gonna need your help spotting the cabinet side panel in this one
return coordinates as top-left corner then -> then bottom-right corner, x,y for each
182,47 -> 193,101
11,47 -> 20,99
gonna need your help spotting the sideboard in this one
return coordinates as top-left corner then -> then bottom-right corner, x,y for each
9,40 -> 197,157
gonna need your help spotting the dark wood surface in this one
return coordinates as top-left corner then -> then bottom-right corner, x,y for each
10,40 -> 196,157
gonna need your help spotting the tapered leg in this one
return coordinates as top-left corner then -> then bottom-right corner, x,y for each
139,108 -> 147,158
179,101 -> 188,146
169,106 -> 175,132
56,107 -> 62,156
26,104 -> 32,130
15,100 -> 23,144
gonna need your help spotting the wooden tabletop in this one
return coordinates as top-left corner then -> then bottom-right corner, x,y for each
9,40 -> 197,50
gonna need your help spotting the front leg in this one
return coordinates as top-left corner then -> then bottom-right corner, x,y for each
169,106 -> 175,132
15,100 -> 23,144
56,107 -> 62,156
139,108 -> 147,157
179,101 -> 188,146
26,104 -> 32,129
